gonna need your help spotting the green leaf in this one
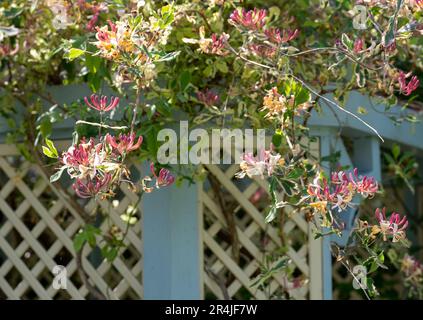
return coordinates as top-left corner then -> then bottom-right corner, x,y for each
341,33 -> 353,50
66,48 -> 85,61
392,144 -> 401,160
73,232 -> 86,252
101,245 -> 119,262
215,60 -> 228,73
45,138 -> 58,158
265,206 -> 278,223
42,146 -> 54,158
383,0 -> 404,48
156,51 -> 180,62
294,86 -> 310,106
50,166 -> 66,183
179,70 -> 191,91
272,132 -> 282,147
286,168 -> 304,179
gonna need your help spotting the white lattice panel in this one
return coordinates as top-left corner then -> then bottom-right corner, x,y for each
0,145 -> 143,300
201,162 -> 322,300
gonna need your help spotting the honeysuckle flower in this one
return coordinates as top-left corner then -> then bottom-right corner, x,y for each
184,27 -> 229,56
61,137 -> 105,179
398,71 -> 420,96
48,1 -> 72,29
207,33 -> 229,55
151,163 -> 175,187
0,43 -> 19,58
401,255 -> 423,283
229,8 -> 267,31
62,137 -> 95,168
264,28 -> 299,44
142,163 -> 175,192
310,201 -> 328,214
308,168 -> 378,213
72,173 -> 113,198
248,43 -> 276,58
84,94 -> 120,112
375,207 -> 408,242
86,13 -> 99,31
197,89 -> 220,106
236,148 -> 282,179
353,38 -> 364,53
106,133 -> 143,155
262,87 -> 310,119
94,20 -> 134,59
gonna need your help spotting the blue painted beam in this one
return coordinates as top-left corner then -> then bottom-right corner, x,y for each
308,91 -> 423,152
142,175 -> 203,299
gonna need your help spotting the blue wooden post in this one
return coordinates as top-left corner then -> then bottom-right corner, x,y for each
310,127 -> 335,300
142,178 -> 203,299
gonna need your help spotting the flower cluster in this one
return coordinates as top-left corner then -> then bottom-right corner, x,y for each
60,131 -> 143,198
93,15 -> 171,77
0,43 -> 19,58
308,168 -> 378,213
229,8 -> 267,31
248,43 -> 276,58
401,255 -> 423,289
398,71 -> 420,96
236,148 -> 283,179
261,87 -> 310,120
84,94 -> 120,112
264,28 -> 299,44
197,89 -> 220,107
202,33 -> 230,56
353,38 -> 364,53
184,26 -> 229,56
94,20 -> 132,60
105,133 -> 143,155
47,0 -> 72,29
142,163 -> 175,193
372,207 -> 408,242
77,0 -> 107,31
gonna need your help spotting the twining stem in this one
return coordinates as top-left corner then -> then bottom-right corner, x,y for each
226,44 -> 385,142
76,120 -> 128,130
130,84 -> 142,135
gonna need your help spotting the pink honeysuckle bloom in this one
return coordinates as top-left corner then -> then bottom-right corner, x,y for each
236,148 -> 282,179
106,133 -> 143,155
150,163 -> 175,188
308,168 -> 378,213
401,255 -> 422,282
72,173 -> 112,198
353,38 -> 364,53
0,43 -> 19,58
264,28 -> 299,44
229,8 -> 267,31
375,207 -> 408,242
209,33 -> 229,55
61,137 -> 105,179
398,71 -> 420,96
86,12 -> 99,31
197,89 -> 220,106
84,94 -> 120,112
142,163 -> 175,192
62,137 -> 95,168
248,43 -> 276,58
